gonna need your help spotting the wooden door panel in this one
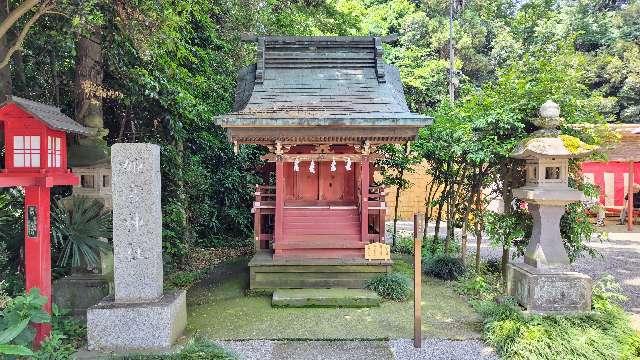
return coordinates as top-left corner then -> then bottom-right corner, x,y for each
284,163 -> 296,200
319,161 -> 357,202
296,161 -> 319,200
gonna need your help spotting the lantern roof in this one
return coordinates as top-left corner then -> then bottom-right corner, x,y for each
1,96 -> 91,135
215,36 -> 431,145
511,136 -> 596,159
512,101 -> 596,159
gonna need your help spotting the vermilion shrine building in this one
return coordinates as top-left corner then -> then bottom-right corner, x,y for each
217,36 -> 431,290
581,124 -> 639,228
0,96 -> 90,343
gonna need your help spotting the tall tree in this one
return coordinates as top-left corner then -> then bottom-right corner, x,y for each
0,0 -> 13,99
74,28 -> 105,142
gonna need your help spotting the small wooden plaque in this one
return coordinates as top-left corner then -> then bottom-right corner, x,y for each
365,243 -> 391,261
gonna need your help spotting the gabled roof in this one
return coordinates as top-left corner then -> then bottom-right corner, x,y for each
607,124 -> 640,162
216,36 -> 431,144
1,96 -> 91,135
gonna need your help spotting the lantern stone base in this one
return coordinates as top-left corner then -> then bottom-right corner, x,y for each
53,273 -> 111,320
86,290 -> 187,352
506,263 -> 592,314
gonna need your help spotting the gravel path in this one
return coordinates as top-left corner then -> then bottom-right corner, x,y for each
216,339 -> 498,360
390,339 -> 498,360
572,224 -> 640,329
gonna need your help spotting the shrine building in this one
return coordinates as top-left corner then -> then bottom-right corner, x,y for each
216,36 -> 432,290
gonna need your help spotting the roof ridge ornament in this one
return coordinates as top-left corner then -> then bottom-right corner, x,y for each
256,38 -> 265,84
374,37 -> 386,83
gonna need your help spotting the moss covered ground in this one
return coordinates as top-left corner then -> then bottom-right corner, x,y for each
185,258 -> 482,341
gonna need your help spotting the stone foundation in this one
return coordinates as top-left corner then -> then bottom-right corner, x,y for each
87,290 -> 187,352
507,263 -> 592,314
53,273 -> 110,320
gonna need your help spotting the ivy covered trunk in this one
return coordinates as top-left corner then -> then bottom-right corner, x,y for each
0,0 -> 12,101
74,29 -> 105,142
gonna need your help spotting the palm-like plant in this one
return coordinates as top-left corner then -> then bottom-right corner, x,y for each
51,196 -> 112,270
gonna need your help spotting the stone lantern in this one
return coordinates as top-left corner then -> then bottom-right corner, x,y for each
506,100 -> 594,314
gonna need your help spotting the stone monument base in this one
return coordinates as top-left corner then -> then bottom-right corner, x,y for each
506,262 -> 592,314
53,273 -> 111,320
87,290 -> 187,352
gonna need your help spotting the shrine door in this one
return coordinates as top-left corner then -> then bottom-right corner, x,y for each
284,161 -> 356,205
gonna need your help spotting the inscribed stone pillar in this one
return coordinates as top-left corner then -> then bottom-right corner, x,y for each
87,143 -> 186,352
111,143 -> 163,302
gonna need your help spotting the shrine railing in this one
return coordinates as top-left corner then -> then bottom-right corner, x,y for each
365,185 -> 386,243
253,185 -> 275,251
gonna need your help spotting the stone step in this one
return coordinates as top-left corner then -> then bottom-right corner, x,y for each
272,288 -> 380,308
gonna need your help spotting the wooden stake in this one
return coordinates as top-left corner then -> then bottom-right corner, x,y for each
414,217 -> 422,348
628,161 -> 634,232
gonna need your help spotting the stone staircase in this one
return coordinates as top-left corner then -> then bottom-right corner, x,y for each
272,288 -> 380,308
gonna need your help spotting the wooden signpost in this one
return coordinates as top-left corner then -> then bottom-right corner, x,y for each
413,213 -> 422,348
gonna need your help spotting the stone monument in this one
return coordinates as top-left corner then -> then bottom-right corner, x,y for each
86,143 -> 186,351
506,100 -> 595,314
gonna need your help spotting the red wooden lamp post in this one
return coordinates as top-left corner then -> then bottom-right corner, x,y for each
0,96 -> 89,344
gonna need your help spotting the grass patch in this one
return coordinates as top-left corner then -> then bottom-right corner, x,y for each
391,259 -> 413,277
118,339 -> 236,359
187,272 -> 482,340
472,276 -> 640,360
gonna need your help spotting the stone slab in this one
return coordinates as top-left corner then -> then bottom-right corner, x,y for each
86,290 -> 187,352
507,262 -> 592,314
272,288 -> 380,308
53,274 -> 110,320
111,143 -> 163,303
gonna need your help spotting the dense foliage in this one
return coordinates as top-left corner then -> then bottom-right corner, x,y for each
423,254 -> 466,281
365,272 -> 412,301
0,289 -> 50,357
473,277 -> 640,360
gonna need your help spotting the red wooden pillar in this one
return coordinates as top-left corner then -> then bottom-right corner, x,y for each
361,156 -> 369,243
275,157 -> 285,252
629,161 -> 634,232
24,185 -> 52,344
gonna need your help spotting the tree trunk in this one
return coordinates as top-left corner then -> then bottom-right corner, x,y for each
423,170 -> 440,241
12,46 -> 24,94
432,183 -> 447,254
74,29 -> 104,142
0,0 -> 12,99
392,168 -> 405,247
500,162 -> 514,284
460,184 -> 475,264
474,186 -> 483,271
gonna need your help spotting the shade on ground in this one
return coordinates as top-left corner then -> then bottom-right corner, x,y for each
186,267 -> 482,341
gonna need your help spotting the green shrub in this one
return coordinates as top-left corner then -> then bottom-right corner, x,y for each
392,235 -> 462,257
392,235 -> 415,254
165,270 -> 206,290
365,273 -> 411,301
51,196 -> 112,270
423,254 -> 466,281
0,289 -> 51,357
33,331 -> 76,360
474,277 -> 640,360
456,273 -> 501,301
50,305 -> 86,351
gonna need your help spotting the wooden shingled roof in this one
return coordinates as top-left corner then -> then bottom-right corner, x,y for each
2,96 -> 91,135
216,36 -> 432,145
607,124 -> 640,162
